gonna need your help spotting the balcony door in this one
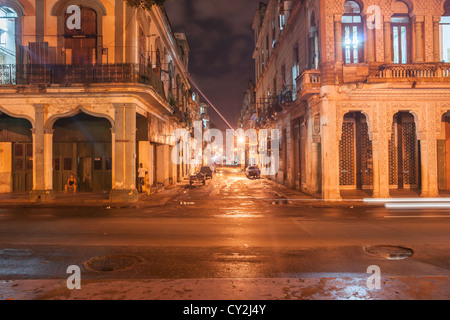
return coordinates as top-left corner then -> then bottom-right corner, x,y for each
64,7 -> 97,65
391,16 -> 411,64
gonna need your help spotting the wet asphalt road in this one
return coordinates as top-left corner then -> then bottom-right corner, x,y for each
0,167 -> 449,284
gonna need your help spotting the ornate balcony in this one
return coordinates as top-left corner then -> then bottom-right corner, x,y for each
369,63 -> 450,83
296,70 -> 321,99
0,63 -> 167,101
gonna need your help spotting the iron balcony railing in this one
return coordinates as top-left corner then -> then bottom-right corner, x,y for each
0,63 -> 166,99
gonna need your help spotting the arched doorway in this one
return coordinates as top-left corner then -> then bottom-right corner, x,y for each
0,112 -> 33,192
389,112 -> 420,192
339,112 -> 373,193
438,111 -> 450,191
52,113 -> 112,193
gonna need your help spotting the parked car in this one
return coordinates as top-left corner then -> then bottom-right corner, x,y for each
245,165 -> 261,179
200,166 -> 213,179
190,172 -> 206,186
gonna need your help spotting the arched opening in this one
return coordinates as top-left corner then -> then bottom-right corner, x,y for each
389,112 -> 420,193
0,112 -> 33,193
309,11 -> 319,69
63,6 -> 98,64
0,5 -> 17,65
438,111 -> 450,192
52,113 -> 112,193
440,0 -> 450,62
391,1 -> 411,64
339,112 -> 373,195
342,1 -> 364,64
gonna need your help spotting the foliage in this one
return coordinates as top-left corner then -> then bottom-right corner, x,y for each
126,0 -> 167,10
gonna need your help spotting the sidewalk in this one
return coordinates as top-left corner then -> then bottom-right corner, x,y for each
1,276 -> 449,300
0,186 -> 182,209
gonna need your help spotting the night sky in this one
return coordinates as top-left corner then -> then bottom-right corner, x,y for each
165,0 -> 261,131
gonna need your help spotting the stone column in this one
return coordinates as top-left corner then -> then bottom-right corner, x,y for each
433,17 -> 441,62
321,99 -> 341,201
30,104 -> 55,202
415,18 -> 424,63
110,103 -> 138,202
384,19 -> 392,63
157,145 -> 170,186
420,138 -> 430,197
367,25 -> 375,63
371,134 -> 391,198
125,6 -> 137,64
334,17 -> 343,63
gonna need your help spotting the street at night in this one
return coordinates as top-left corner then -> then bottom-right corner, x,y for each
0,167 -> 449,300
1,0 -> 450,307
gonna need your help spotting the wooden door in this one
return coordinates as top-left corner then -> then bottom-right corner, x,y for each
64,7 -> 97,65
12,143 -> 33,192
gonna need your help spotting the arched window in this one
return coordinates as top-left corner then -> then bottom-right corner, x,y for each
342,1 -> 364,64
64,6 -> 97,65
0,6 -> 18,65
391,1 -> 411,64
440,0 -> 450,62
309,11 -> 319,69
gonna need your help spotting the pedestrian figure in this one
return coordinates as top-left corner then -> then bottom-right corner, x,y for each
138,163 -> 147,193
65,174 -> 77,194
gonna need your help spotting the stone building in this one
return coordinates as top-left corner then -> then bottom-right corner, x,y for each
249,0 -> 450,200
0,0 -> 198,202
238,80 -> 257,131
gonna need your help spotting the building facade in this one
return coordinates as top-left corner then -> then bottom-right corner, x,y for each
248,0 -> 450,200
0,0 -> 198,202
238,80 -> 257,131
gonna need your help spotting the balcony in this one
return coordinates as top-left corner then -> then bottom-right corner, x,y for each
296,70 -> 321,99
0,63 -> 167,101
369,63 -> 450,83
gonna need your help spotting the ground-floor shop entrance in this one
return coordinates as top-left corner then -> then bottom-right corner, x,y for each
52,113 -> 112,193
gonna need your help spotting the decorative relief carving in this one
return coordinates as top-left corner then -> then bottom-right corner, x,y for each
335,102 -> 377,140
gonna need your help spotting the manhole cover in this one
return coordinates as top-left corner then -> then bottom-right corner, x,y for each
364,246 -> 413,260
83,255 -> 142,272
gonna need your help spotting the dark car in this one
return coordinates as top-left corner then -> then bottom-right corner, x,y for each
245,166 -> 261,179
190,172 -> 206,186
200,166 -> 213,179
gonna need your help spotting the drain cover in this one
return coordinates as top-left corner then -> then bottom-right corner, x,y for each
365,246 -> 414,260
84,255 -> 142,272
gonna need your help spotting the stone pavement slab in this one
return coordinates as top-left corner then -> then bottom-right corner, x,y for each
1,276 -> 449,300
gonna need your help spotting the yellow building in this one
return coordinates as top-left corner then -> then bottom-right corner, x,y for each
0,0 -> 197,202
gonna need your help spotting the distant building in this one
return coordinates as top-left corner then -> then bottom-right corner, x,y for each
200,103 -> 210,130
250,0 -> 450,200
238,80 -> 257,131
